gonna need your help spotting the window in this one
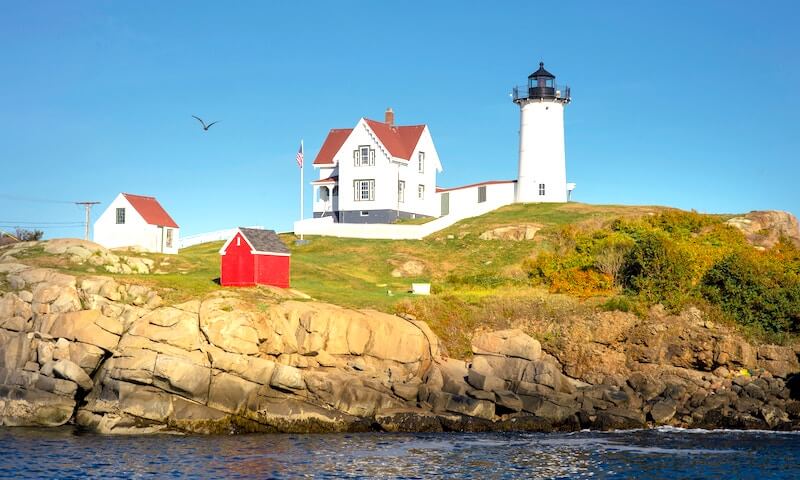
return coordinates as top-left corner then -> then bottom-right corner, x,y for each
354,179 -> 375,201
116,208 -> 125,224
360,211 -> 369,217
166,229 -> 173,248
398,180 -> 405,203
236,236 -> 241,247
539,183 -> 546,196
418,152 -> 425,173
478,185 -> 487,203
418,184 -> 425,200
354,146 -> 375,166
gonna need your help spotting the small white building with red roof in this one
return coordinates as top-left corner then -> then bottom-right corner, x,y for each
311,108 -> 443,223
93,193 -> 180,254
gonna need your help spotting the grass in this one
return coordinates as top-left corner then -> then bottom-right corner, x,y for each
6,202 -> 773,357
1,203 -> 671,310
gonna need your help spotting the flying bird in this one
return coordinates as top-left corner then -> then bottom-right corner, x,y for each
192,115 -> 219,131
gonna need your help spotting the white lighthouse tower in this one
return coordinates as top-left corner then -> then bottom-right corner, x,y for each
513,62 -> 573,203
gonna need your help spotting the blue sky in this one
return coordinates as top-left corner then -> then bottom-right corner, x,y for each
1,1 -> 798,237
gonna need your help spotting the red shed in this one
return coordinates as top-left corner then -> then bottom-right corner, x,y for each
219,228 -> 291,288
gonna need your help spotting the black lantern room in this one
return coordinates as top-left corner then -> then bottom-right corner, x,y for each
528,62 -> 556,99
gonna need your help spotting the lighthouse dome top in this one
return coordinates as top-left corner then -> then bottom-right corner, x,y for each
513,61 -> 570,104
528,62 -> 555,79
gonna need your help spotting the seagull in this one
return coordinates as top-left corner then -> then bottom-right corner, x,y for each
192,115 -> 220,131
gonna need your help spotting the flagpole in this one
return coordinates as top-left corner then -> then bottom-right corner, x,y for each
299,139 -> 304,241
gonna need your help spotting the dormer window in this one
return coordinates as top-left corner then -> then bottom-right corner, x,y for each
418,152 -> 425,173
354,146 -> 375,166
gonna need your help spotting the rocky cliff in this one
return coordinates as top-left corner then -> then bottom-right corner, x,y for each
1,241 -> 799,434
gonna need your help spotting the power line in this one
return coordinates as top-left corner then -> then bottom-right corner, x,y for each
0,225 -> 84,229
0,193 -> 75,204
0,220 -> 86,225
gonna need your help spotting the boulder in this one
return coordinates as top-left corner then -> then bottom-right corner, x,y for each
392,383 -> 420,402
466,369 -> 507,392
129,308 -> 203,352
445,394 -> 495,420
152,355 -> 211,403
494,390 -> 523,413
0,385 -> 76,427
472,329 -> 542,361
757,345 -> 799,378
208,372 -> 260,414
79,277 -> 122,302
649,399 -> 677,424
0,331 -> 31,371
479,224 -> 541,241
52,359 -> 94,390
270,364 -> 305,391
118,383 -> 174,422
725,211 -> 800,248
200,298 -> 259,355
68,342 -> 105,374
48,310 -> 122,351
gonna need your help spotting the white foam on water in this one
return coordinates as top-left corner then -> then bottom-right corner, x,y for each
654,425 -> 800,435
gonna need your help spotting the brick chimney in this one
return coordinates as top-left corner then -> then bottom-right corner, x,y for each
384,107 -> 394,127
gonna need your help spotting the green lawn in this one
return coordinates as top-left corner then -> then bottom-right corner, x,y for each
1,203 -> 685,310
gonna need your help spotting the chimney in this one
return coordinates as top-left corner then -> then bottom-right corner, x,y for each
385,107 -> 394,127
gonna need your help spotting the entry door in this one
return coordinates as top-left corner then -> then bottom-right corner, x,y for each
441,192 -> 450,216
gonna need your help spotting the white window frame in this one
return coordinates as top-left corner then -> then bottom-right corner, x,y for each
116,208 -> 125,224
354,145 -> 375,167
398,180 -> 405,203
418,184 -> 425,200
166,229 -> 173,248
539,183 -> 546,196
418,151 -> 425,173
354,179 -> 375,201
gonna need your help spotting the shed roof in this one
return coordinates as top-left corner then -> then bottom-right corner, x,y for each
238,228 -> 290,255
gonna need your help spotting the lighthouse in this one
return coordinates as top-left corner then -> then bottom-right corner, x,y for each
513,62 -> 573,203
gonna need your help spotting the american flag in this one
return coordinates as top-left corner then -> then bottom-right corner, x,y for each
296,141 -> 304,168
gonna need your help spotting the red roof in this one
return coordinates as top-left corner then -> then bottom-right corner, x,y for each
436,180 -> 516,193
122,193 -> 179,228
364,119 -> 425,161
312,119 -> 426,166
313,129 -> 352,166
310,175 -> 338,184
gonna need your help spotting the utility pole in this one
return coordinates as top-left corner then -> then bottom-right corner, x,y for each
75,201 -> 100,241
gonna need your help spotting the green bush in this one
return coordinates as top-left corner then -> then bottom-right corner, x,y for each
621,231 -> 693,310
701,249 -> 800,333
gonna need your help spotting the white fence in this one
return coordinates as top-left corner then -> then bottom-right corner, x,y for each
179,226 -> 264,249
294,182 -> 516,240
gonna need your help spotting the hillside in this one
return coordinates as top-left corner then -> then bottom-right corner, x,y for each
2,202 -> 798,359
2,202 -> 800,434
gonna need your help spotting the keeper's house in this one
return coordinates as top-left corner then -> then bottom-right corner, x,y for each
94,193 -> 180,254
311,108 -> 443,224
219,228 -> 291,288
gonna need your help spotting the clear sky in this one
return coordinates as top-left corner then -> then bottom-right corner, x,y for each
1,1 -> 798,238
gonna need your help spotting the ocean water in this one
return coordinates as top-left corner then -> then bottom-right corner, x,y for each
0,427 -> 798,479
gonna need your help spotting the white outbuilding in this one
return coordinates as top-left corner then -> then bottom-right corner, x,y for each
93,193 -> 180,254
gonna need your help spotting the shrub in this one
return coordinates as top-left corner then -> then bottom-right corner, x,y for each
701,249 -> 800,333
549,267 -> 613,297
14,228 -> 44,241
601,295 -> 647,316
621,231 -> 693,310
593,234 -> 634,286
